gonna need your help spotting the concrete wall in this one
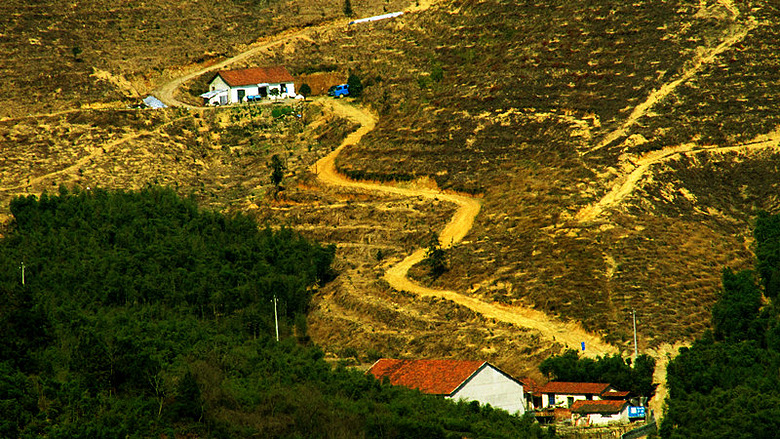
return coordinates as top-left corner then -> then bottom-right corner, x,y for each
210,76 -> 229,92
449,365 -> 525,415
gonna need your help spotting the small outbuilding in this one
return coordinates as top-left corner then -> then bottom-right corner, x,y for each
368,359 -> 526,415
202,66 -> 296,105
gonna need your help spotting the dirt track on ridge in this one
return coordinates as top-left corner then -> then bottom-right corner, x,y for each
577,5 -> 762,222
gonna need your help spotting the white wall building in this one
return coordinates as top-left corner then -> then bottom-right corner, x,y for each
571,400 -> 631,426
537,382 -> 615,408
202,66 -> 296,105
368,359 -> 526,415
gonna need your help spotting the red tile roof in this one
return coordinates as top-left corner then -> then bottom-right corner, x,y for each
537,382 -> 612,395
518,377 -> 540,393
214,66 -> 294,87
368,359 -> 486,395
571,399 -> 629,415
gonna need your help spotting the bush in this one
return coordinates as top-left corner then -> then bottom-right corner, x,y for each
347,74 -> 363,98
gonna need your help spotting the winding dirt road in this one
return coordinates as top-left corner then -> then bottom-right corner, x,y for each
150,0 -> 619,357
313,99 -> 618,357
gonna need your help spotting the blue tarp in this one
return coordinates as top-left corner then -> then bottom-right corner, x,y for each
142,95 -> 167,109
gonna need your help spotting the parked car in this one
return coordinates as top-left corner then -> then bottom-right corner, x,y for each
327,84 -> 349,98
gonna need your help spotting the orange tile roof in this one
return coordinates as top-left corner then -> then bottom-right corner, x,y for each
537,382 -> 612,395
368,359 -> 487,395
518,377 -> 540,393
571,399 -> 629,415
214,66 -> 294,87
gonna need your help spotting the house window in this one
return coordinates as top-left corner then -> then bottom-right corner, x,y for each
548,394 -> 555,406
280,84 -> 287,93
567,397 -> 574,408
586,395 -> 592,400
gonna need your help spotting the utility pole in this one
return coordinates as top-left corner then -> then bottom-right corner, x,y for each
632,308 -> 638,364
19,262 -> 25,286
273,295 -> 279,342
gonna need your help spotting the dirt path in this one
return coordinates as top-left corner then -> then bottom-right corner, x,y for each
589,18 -> 754,153
578,3 -> 760,222
314,98 -> 618,357
577,129 -> 780,223
154,0 -> 438,108
0,116 -> 188,197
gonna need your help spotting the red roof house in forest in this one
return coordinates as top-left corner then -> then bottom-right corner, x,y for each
368,359 -> 526,414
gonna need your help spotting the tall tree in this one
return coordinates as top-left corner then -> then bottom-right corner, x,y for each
269,154 -> 286,190
424,232 -> 448,278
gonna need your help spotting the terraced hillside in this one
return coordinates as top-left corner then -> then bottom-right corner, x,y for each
231,0 -> 780,351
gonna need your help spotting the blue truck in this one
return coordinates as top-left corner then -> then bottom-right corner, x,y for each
327,84 -> 349,98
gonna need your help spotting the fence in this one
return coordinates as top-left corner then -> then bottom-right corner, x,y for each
621,419 -> 657,439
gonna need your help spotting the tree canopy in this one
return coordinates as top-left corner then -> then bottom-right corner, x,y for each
661,211 -> 780,438
0,186 -> 555,438
539,350 -> 656,398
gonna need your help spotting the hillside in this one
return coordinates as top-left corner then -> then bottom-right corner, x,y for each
238,0 -> 779,351
2,0 -> 780,389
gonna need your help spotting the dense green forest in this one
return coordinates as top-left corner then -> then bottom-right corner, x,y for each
660,211 -> 780,438
0,186 -> 554,438
539,350 -> 656,399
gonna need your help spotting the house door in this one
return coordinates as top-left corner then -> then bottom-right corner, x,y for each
259,86 -> 268,98
237,89 -> 246,103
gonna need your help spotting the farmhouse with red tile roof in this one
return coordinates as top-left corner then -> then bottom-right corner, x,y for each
202,66 -> 296,105
368,359 -> 526,414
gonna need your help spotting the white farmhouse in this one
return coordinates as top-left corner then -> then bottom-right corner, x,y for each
368,359 -> 526,415
201,66 -> 296,105
537,382 -> 617,408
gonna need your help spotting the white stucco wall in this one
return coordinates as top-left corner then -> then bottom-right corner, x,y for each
210,76 -> 230,92
448,365 -> 525,415
208,77 -> 296,104
542,393 -> 602,408
579,408 -> 629,426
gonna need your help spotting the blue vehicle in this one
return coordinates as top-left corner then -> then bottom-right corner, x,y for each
327,84 -> 349,98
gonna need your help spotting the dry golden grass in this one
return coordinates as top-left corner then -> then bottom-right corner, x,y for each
5,0 -> 780,376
